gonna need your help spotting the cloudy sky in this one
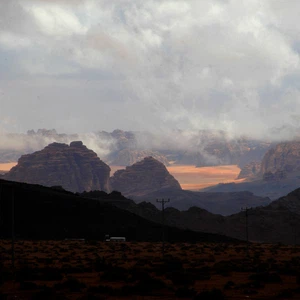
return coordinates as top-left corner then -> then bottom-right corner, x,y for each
1,0 -> 300,139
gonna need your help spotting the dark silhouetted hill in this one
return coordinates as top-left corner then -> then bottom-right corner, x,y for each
86,188 -> 300,244
0,179 -> 238,243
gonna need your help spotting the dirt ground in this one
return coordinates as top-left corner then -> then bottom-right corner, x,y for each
1,240 -> 300,299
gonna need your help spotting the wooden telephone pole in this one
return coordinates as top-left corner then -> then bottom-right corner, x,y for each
156,198 -> 170,259
241,207 -> 250,257
12,188 -> 15,272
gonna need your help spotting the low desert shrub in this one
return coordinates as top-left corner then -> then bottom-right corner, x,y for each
101,266 -> 128,282
248,272 -> 282,284
175,286 -> 197,298
54,277 -> 86,292
194,288 -> 225,300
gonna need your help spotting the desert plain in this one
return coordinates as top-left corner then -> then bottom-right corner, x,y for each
1,240 -> 300,299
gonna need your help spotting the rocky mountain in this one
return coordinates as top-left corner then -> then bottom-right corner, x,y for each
202,141 -> 300,199
260,141 -> 300,175
109,156 -> 181,196
236,161 -> 261,180
237,142 -> 273,168
4,141 -> 110,193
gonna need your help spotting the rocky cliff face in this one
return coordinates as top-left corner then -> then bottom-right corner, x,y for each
4,141 -> 110,193
260,141 -> 300,176
237,161 -> 261,180
109,156 -> 181,196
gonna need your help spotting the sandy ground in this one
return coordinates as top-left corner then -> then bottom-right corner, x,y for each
1,163 -> 242,190
111,164 -> 243,190
1,240 -> 300,299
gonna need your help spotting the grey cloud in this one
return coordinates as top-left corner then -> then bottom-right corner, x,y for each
1,0 -> 300,140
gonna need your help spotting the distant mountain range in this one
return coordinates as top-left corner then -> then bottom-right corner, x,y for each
4,131 -> 300,217
2,142 -> 270,215
204,141 -> 300,200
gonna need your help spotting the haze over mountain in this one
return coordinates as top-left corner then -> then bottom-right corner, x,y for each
0,128 -> 273,168
204,141 -> 300,200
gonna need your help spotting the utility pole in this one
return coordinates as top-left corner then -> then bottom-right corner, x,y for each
12,187 -> 15,272
241,207 -> 250,257
156,198 -> 170,259
0,183 -> 2,228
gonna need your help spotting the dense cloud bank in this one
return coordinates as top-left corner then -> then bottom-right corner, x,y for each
1,1 -> 300,138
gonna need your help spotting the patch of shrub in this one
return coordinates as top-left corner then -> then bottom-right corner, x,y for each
54,277 -> 86,292
94,257 -> 110,272
77,294 -> 107,300
167,271 -> 195,286
31,287 -> 67,300
243,289 -> 258,295
213,260 -> 233,276
176,287 -> 197,298
276,289 -> 294,298
87,285 -> 112,294
128,267 -> 152,282
19,281 -> 38,290
101,266 -> 128,282
161,258 -> 183,273
224,280 -> 235,290
248,272 -> 282,284
133,277 -> 166,295
194,288 -> 225,300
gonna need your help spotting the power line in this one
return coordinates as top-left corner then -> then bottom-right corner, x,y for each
156,198 -> 170,259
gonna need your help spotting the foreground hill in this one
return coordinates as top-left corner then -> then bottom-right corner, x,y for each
130,188 -> 271,215
0,179 -> 237,243
3,141 -> 111,193
83,189 -> 300,244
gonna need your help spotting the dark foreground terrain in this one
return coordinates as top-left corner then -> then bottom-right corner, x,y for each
1,240 -> 300,299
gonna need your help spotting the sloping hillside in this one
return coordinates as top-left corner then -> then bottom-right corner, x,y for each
0,179 -> 237,243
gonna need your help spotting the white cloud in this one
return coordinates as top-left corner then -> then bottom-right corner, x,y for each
28,5 -> 87,37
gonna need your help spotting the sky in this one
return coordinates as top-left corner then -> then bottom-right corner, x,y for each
1,0 -> 300,140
